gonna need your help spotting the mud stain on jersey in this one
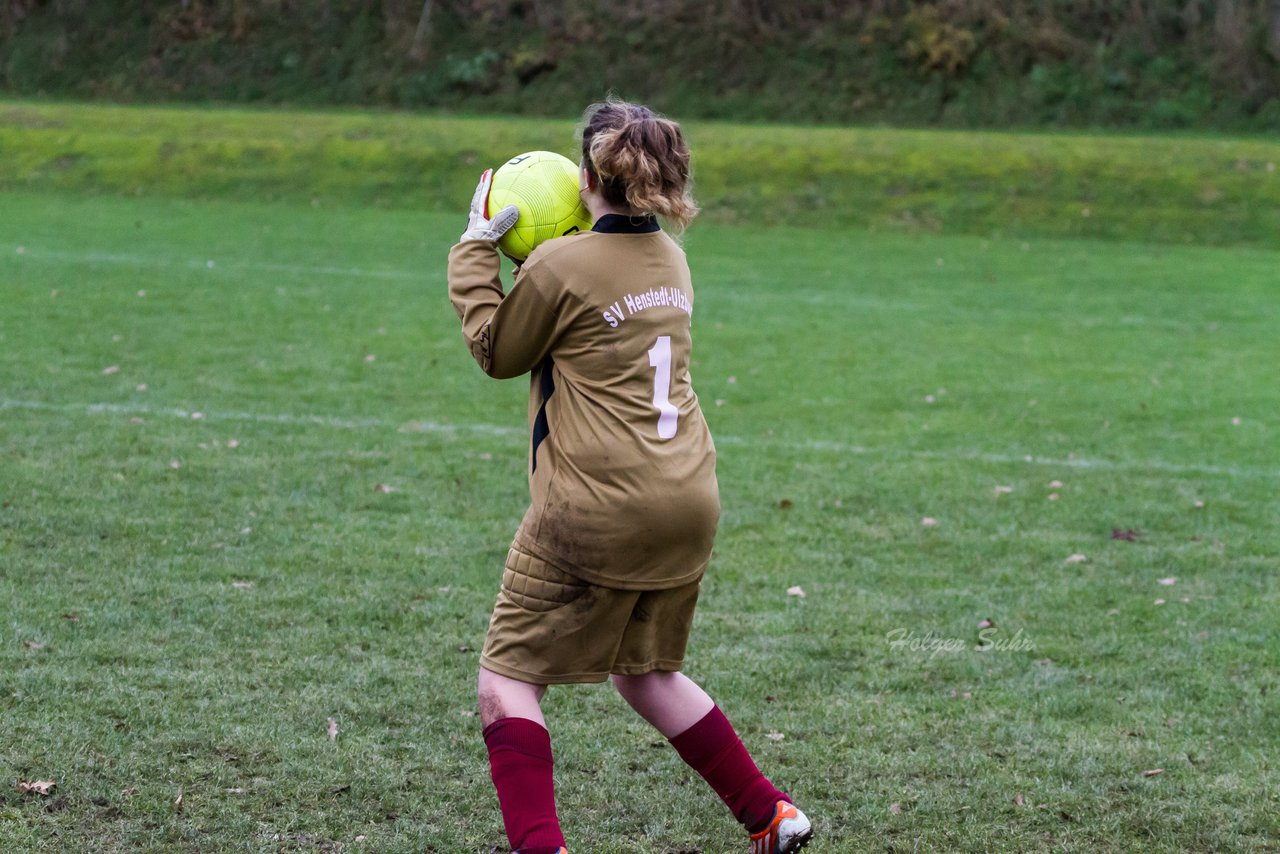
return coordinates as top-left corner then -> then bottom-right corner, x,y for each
570,587 -> 598,614
540,501 -> 596,571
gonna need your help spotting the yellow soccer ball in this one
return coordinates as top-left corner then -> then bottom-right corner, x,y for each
487,151 -> 593,261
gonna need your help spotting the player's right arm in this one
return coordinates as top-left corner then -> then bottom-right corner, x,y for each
447,240 -> 559,379
445,168 -> 562,379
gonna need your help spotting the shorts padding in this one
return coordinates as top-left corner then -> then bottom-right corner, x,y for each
480,548 -> 701,685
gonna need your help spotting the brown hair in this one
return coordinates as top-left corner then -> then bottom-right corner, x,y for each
579,98 -> 699,232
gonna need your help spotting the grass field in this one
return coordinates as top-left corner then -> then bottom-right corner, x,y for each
4,100 -> 1280,248
2,103 -> 1279,852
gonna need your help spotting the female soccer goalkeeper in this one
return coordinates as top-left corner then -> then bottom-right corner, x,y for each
446,97 -> 813,854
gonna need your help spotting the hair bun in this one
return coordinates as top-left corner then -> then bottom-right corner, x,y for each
579,98 -> 698,231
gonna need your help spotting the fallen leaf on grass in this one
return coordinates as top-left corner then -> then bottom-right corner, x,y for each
889,802 -> 902,814
1048,480 -> 1063,489
977,618 -> 995,629
373,483 -> 394,494
1047,493 -> 1060,501
1143,768 -> 1164,777
121,787 -> 137,798
174,788 -> 183,812
1111,528 -> 1140,541
765,731 -> 785,741
226,438 -> 240,449
16,780 -> 56,796
231,580 -> 254,590
61,613 -> 80,622
777,499 -> 793,509
992,485 -> 1013,496
1157,576 -> 1178,586
223,787 -> 245,794
786,586 -> 806,599
327,718 -> 338,741
921,516 -> 938,526
1013,792 -> 1025,806
1064,553 -> 1088,564
101,365 -> 120,375
23,640 -> 43,650
1154,598 -> 1166,606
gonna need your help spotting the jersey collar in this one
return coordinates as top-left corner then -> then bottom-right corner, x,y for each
591,213 -> 660,234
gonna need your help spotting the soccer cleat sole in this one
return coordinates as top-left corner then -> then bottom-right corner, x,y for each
780,828 -> 813,854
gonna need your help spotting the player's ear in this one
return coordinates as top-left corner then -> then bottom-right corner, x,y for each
579,165 -> 593,193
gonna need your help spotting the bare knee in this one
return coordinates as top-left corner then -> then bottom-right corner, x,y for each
477,667 -> 546,727
611,671 -> 642,696
477,683 -> 507,726
612,671 -> 668,702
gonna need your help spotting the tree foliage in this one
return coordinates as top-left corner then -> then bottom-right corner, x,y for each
3,0 -> 1279,128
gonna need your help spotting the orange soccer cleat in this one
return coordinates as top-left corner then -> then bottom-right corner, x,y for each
748,801 -> 813,854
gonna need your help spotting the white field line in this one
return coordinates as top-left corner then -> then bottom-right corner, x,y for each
8,247 -> 422,281
0,398 -> 520,437
2,397 -> 1272,480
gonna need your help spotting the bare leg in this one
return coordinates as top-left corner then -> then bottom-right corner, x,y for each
612,671 -> 716,738
478,666 -> 547,727
618,672 -> 798,838
478,667 -> 563,850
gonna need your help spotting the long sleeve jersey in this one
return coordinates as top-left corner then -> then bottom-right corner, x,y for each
446,214 -> 719,590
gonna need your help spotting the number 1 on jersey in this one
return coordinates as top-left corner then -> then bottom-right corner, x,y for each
647,336 -> 679,439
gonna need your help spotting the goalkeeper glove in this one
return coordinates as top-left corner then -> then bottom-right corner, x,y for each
460,169 -> 520,243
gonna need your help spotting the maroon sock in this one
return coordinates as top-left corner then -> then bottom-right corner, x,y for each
668,705 -> 790,832
483,717 -> 565,852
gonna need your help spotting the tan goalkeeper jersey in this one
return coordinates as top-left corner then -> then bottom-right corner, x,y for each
447,214 -> 719,590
